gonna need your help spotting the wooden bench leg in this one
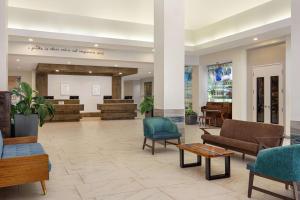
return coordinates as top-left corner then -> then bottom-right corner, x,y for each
248,172 -> 254,198
41,181 -> 47,195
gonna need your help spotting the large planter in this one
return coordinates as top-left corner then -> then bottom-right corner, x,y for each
185,114 -> 198,125
145,110 -> 154,118
14,114 -> 39,137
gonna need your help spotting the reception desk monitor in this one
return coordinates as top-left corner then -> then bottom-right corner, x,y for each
70,96 -> 79,100
103,96 -> 112,99
44,96 -> 54,99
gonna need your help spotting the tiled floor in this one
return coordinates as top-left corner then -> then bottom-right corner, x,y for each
0,118 -> 294,200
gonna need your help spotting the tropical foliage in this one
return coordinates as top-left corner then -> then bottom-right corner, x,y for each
11,82 -> 55,127
140,96 -> 154,115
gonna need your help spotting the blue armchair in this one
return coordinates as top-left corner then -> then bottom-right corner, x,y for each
143,117 -> 181,155
247,145 -> 300,199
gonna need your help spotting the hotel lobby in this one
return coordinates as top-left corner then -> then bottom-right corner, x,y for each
0,0 -> 300,199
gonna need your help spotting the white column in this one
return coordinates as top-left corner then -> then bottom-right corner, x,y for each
0,0 -> 8,91
290,0 -> 300,144
153,0 -> 185,112
153,0 -> 185,137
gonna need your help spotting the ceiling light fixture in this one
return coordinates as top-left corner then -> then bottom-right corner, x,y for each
88,71 -> 92,74
114,64 -> 118,67
16,58 -> 20,62
152,49 -> 155,52
94,44 -> 99,47
28,38 -> 34,42
148,72 -> 152,74
55,69 -> 60,72
67,61 -> 72,65
253,37 -> 258,41
118,72 -> 123,75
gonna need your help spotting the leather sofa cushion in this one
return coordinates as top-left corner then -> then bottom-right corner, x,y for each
220,119 -> 284,147
202,134 -> 258,154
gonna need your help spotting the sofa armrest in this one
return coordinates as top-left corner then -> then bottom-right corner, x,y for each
200,128 -> 220,135
3,136 -> 38,145
0,154 -> 49,187
253,136 -> 284,151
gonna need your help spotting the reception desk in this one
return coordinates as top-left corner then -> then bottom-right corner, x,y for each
46,99 -> 84,122
97,99 -> 137,120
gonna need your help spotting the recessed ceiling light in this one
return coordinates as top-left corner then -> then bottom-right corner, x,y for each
118,72 -> 123,75
55,69 -> 60,72
114,64 -> 118,67
148,72 -> 152,74
152,49 -> 155,52
28,38 -> 34,42
253,37 -> 258,41
16,58 -> 20,62
88,71 -> 92,74
67,61 -> 71,64
94,44 -> 99,47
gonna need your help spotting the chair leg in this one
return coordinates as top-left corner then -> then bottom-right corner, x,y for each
294,182 -> 300,200
152,140 -> 155,155
164,140 -> 167,148
41,181 -> 47,195
178,138 -> 181,145
248,172 -> 254,198
143,137 -> 147,150
286,183 -> 289,190
242,153 -> 245,160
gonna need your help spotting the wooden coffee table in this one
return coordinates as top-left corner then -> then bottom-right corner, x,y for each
177,143 -> 234,180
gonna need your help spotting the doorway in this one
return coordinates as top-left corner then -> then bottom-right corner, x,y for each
144,82 -> 152,97
252,64 -> 283,125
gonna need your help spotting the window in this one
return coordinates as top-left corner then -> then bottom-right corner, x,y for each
207,62 -> 232,102
185,66 -> 193,108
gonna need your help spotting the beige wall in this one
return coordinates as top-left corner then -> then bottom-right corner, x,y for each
8,70 -> 33,86
199,48 -> 248,120
247,43 -> 286,122
124,80 -> 133,96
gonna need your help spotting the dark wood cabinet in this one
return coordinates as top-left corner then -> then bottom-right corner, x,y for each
0,91 -> 11,137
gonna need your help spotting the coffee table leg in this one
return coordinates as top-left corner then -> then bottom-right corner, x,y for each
205,156 -> 231,180
179,149 -> 202,168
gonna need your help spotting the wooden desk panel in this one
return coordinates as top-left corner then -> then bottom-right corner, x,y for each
97,102 -> 137,120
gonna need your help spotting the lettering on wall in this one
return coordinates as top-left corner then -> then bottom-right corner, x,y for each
27,44 -> 104,55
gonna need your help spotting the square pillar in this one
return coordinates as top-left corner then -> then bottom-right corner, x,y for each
153,0 -> 185,136
290,0 -> 300,144
0,0 -> 8,91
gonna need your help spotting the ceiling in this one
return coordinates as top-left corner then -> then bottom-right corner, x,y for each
8,0 -> 272,30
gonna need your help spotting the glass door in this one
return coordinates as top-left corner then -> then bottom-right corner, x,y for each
253,65 -> 283,125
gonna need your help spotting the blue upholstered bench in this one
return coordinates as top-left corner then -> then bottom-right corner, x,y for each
0,132 -> 50,195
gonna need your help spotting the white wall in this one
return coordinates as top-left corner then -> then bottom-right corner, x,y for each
48,75 -> 112,113
198,48 -> 248,120
8,70 -> 33,86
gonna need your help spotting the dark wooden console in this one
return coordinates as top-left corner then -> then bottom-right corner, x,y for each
46,99 -> 84,122
98,99 -> 137,120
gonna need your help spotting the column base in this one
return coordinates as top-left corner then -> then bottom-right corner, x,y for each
154,109 -> 185,142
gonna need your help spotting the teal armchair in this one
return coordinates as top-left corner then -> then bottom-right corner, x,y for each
143,117 -> 181,155
247,145 -> 300,199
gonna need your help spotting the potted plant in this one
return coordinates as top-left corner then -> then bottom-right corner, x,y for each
11,82 -> 55,137
185,105 -> 198,125
140,96 -> 154,118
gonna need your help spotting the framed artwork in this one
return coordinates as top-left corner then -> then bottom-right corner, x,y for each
92,84 -> 101,96
60,83 -> 70,96
185,66 -> 193,109
207,62 -> 232,102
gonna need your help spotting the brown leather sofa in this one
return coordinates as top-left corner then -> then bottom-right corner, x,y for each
201,119 -> 284,156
